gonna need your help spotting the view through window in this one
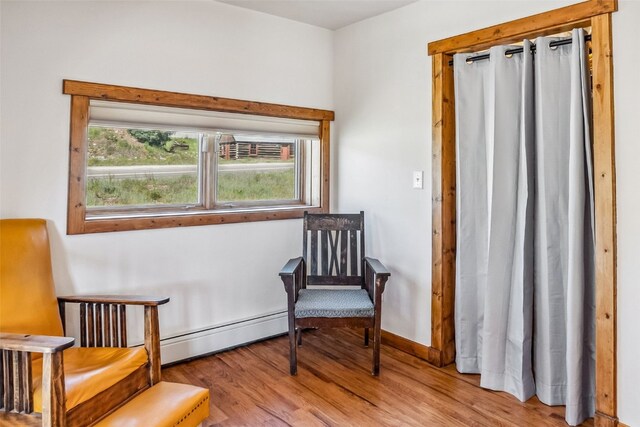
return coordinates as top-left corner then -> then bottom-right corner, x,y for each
87,127 -> 200,208
216,134 -> 298,205
86,125 -> 312,212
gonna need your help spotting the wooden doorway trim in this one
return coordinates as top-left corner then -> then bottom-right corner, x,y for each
427,1 -> 618,426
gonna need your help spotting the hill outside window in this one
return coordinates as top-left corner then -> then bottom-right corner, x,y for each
64,81 -> 333,234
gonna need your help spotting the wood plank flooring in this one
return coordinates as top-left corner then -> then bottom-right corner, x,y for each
162,329 -> 593,426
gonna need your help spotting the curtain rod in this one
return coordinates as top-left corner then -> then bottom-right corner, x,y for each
448,34 -> 592,66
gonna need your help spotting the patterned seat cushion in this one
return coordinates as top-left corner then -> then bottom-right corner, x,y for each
295,289 -> 374,318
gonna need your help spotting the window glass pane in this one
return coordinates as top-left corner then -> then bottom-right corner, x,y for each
86,126 -> 200,208
216,134 -> 297,203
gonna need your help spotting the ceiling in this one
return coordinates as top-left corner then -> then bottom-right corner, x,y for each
216,0 -> 418,30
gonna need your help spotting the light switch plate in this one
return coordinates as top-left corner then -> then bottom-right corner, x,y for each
413,170 -> 423,189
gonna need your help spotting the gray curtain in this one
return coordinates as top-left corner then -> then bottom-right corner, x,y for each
453,29 -> 595,426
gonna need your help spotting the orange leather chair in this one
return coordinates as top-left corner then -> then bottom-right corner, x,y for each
0,219 -> 170,426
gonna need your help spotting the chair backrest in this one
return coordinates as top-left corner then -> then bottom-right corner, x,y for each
0,219 -> 64,337
303,211 -> 365,286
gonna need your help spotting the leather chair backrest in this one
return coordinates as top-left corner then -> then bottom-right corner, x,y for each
0,219 -> 64,337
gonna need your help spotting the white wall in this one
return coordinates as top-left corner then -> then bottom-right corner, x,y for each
0,0 -> 333,362
334,0 -> 575,345
612,1 -> 640,424
2,0 -> 639,423
333,0 -> 640,425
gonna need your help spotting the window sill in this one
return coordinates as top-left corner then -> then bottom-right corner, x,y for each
70,205 -> 327,234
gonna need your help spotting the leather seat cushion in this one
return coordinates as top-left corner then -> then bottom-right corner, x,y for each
94,381 -> 210,427
295,289 -> 374,318
32,347 -> 148,411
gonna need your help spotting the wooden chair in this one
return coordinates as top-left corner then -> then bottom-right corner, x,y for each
279,211 -> 390,376
0,219 -> 170,426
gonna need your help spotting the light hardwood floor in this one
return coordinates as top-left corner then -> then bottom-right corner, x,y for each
162,328 -> 593,426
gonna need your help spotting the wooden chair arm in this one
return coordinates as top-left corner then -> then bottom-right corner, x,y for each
57,295 -> 170,306
279,257 -> 304,277
0,333 -> 75,353
0,333 -> 72,425
57,295 -> 168,386
279,257 -> 306,305
363,257 -> 390,278
363,257 -> 390,304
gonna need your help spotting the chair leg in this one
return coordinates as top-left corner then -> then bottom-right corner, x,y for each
372,323 -> 381,376
289,325 -> 298,375
364,328 -> 369,347
297,328 -> 302,346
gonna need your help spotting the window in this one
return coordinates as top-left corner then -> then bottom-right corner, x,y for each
65,81 -> 333,234
85,101 -> 321,214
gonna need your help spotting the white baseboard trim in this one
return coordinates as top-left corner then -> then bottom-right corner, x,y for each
160,311 -> 288,365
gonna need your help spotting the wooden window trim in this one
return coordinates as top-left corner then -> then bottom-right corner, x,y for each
426,1 -> 618,426
63,80 -> 334,121
64,80 -> 333,234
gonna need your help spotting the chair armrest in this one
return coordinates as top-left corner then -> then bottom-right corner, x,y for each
58,295 -> 170,306
0,333 -> 73,421
58,294 -> 168,386
364,257 -> 390,278
279,257 -> 304,277
279,257 -> 306,305
363,257 -> 390,304
0,333 -> 74,353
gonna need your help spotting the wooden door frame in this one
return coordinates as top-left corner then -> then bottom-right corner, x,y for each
427,1 -> 618,426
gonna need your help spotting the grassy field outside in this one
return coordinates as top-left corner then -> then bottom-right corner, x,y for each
87,127 -> 295,207
218,170 -> 294,202
87,170 -> 294,207
87,175 -> 198,207
88,127 -> 200,167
